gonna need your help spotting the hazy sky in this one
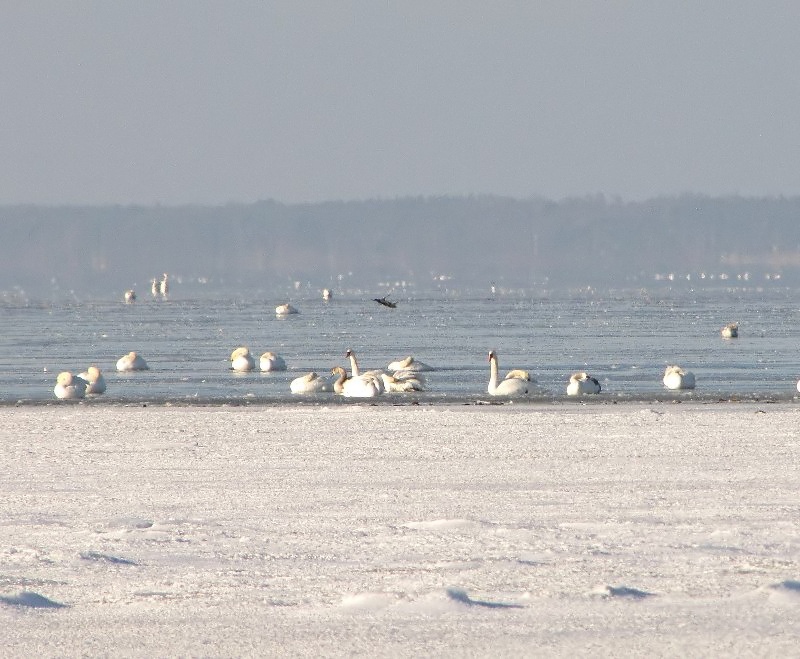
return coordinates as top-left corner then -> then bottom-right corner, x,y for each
2,2 -> 799,205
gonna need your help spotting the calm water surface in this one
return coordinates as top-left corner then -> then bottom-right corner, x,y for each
3,286 -> 800,404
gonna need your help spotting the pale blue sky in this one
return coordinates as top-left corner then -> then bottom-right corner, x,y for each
1,2 -> 799,205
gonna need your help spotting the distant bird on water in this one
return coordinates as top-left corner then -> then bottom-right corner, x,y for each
124,289 -> 136,303
721,322 -> 738,338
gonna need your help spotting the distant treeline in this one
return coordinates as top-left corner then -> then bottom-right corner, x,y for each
2,194 -> 799,295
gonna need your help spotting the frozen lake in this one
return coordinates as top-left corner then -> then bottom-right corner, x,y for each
2,402 -> 799,656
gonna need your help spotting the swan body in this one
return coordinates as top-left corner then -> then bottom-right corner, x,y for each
151,278 -> 159,297
381,372 -> 426,392
487,350 -> 529,397
230,347 -> 256,372
504,369 -> 532,382
77,366 -> 107,394
116,351 -> 149,372
322,288 -> 332,301
567,372 -> 601,395
721,323 -> 738,338
663,365 -> 695,390
124,289 -> 136,303
275,303 -> 299,315
343,373 -> 383,398
387,355 -> 434,372
796,379 -> 800,394
290,371 -> 333,393
54,371 -> 87,400
260,351 -> 287,372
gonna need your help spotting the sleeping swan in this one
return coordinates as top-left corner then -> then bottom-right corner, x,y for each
116,351 -> 149,372
260,351 -> 287,372
290,371 -> 333,393
230,347 -> 256,372
386,356 -> 434,372
77,366 -> 107,394
54,371 -> 87,400
663,365 -> 696,390
721,323 -> 738,338
566,372 -> 601,395
275,303 -> 299,315
487,350 -> 529,397
332,364 -> 383,398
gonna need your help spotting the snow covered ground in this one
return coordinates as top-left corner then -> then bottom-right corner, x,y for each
2,401 -> 799,657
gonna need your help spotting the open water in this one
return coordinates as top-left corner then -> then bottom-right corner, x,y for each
2,285 -> 800,404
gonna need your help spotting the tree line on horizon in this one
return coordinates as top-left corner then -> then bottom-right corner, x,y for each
1,194 -> 799,296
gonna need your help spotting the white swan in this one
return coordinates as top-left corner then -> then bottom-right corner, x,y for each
275,303 -> 299,315
567,372 -> 601,395
386,355 -> 435,372
322,288 -> 332,301
116,351 -> 149,372
381,372 -> 426,392
290,371 -> 333,394
721,323 -> 738,338
504,369 -> 532,382
230,347 -> 256,372
77,366 -> 107,394
124,289 -> 136,303
54,371 -> 87,400
259,351 -> 287,372
345,349 -> 386,392
150,278 -> 159,297
159,273 -> 169,298
487,351 -> 529,397
663,365 -> 696,390
796,378 -> 800,394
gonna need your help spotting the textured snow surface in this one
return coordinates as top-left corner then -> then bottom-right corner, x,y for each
1,402 -> 799,657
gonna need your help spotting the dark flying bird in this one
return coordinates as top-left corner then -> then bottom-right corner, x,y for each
373,296 -> 397,308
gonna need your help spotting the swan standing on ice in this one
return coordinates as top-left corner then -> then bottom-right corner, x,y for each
721,323 -> 738,338
151,278 -> 159,298
159,273 -> 169,298
54,371 -> 87,399
663,365 -> 695,390
230,347 -> 256,372
290,371 -> 333,393
275,303 -> 299,315
259,351 -> 287,372
77,366 -> 107,394
386,356 -> 435,372
567,372 -> 601,395
124,289 -> 136,303
487,351 -> 529,397
116,351 -> 149,372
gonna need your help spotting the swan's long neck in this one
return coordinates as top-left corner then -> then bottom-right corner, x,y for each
348,352 -> 360,376
488,355 -> 500,392
332,367 -> 348,393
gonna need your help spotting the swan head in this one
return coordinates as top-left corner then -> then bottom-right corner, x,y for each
85,366 -> 101,381
260,351 -> 277,359
664,365 -> 683,376
56,371 -> 74,386
488,350 -> 498,362
231,347 -> 250,361
331,366 -> 347,377
345,349 -> 354,359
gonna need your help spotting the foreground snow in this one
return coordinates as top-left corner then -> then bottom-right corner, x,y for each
1,402 -> 799,657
